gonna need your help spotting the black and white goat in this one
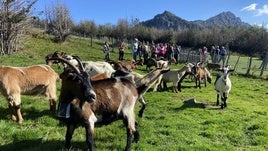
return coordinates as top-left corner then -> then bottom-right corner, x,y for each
214,66 -> 234,109
47,57 -> 147,151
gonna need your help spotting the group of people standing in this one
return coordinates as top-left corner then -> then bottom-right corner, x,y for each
103,38 -> 228,68
103,40 -> 126,62
210,45 -> 227,67
132,38 -> 181,64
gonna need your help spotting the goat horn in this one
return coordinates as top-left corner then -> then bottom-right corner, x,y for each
72,55 -> 85,72
46,57 -> 80,74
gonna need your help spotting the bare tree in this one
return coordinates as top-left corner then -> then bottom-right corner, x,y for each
45,2 -> 73,43
0,0 -> 36,55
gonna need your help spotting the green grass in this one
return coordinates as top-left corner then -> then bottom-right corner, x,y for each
0,30 -> 268,151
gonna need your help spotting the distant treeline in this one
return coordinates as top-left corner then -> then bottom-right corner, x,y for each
34,17 -> 268,57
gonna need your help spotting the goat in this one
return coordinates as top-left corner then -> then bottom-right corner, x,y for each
0,65 -> 59,124
83,61 -> 115,78
133,67 -> 170,117
206,61 -> 221,71
114,67 -> 170,117
62,55 -> 115,78
112,60 -> 137,72
48,57 -> 148,151
192,63 -> 212,89
145,58 -> 157,71
155,64 -> 192,93
214,66 -> 234,109
90,73 -> 109,81
156,59 -> 169,69
45,51 -> 67,69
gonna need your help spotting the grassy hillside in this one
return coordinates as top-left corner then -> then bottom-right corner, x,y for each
0,29 -> 267,151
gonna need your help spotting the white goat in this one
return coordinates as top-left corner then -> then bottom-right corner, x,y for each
214,66 -> 234,109
157,60 -> 169,68
64,55 -> 115,77
83,61 -> 115,77
154,63 -> 192,93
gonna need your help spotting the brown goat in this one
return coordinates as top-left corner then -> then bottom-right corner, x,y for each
206,62 -> 221,71
90,73 -> 109,81
0,65 -> 59,124
193,63 -> 212,89
113,60 -> 137,72
49,57 -> 147,151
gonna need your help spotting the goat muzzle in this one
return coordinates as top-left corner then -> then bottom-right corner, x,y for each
87,89 -> 97,103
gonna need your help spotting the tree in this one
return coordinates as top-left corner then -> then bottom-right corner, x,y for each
45,2 -> 73,43
73,20 -> 97,46
0,0 -> 36,54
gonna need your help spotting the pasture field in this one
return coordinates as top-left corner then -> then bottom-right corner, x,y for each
0,31 -> 268,151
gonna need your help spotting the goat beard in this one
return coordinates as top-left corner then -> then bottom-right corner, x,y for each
222,78 -> 227,85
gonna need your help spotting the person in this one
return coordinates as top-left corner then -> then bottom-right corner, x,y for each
210,46 -> 216,63
103,41 -> 110,61
173,44 -> 181,64
132,38 -> 139,61
218,46 -> 227,67
118,41 -> 125,61
201,46 -> 208,64
151,43 -> 158,58
158,43 -> 167,59
214,45 -> 220,63
259,51 -> 268,70
137,42 -> 143,60
143,41 -> 150,64
166,43 -> 174,61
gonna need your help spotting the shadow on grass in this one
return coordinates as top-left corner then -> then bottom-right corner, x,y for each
0,139 -> 89,151
175,100 -> 219,111
0,131 -> 127,151
0,106 -> 57,122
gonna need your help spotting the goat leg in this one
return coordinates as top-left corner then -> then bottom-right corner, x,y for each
8,103 -> 17,121
65,124 -> 75,149
223,93 -> 228,108
163,81 -> 168,90
49,99 -> 57,115
123,118 -> 133,151
138,98 -> 146,118
216,94 -> 220,106
220,96 -> 225,109
15,105 -> 23,125
177,81 -> 182,92
85,124 -> 95,151
133,122 -> 140,143
125,127 -> 133,151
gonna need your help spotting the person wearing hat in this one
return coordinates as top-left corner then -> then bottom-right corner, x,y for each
132,38 -> 139,61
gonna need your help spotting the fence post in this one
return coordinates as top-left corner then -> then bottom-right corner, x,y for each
246,57 -> 253,76
233,56 -> 240,72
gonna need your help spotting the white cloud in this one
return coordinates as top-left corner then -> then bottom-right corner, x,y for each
241,3 -> 257,11
256,5 -> 268,16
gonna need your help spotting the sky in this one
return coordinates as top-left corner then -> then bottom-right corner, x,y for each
34,0 -> 268,27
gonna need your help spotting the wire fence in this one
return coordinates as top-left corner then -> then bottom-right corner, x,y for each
178,48 -> 268,78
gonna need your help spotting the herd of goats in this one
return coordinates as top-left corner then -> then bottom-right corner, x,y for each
0,51 -> 234,151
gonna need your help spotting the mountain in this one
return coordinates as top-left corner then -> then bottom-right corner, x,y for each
140,11 -> 250,30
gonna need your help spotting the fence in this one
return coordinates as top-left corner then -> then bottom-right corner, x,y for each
178,48 -> 268,78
